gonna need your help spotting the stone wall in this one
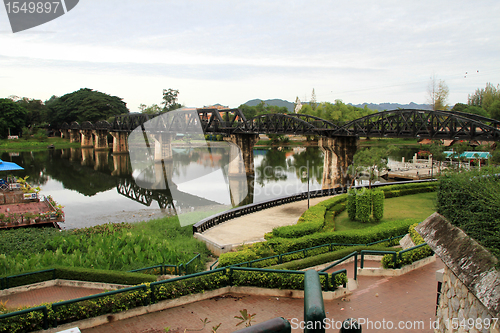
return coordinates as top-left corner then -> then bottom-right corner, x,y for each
416,213 -> 500,333
437,266 -> 499,333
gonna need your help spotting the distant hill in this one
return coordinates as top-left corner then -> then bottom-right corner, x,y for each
242,99 -> 432,113
349,102 -> 432,111
242,99 -> 295,112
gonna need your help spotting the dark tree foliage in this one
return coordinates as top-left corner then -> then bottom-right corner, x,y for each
47,88 -> 129,126
16,97 -> 48,127
0,98 -> 28,138
238,101 -> 288,120
436,167 -> 500,261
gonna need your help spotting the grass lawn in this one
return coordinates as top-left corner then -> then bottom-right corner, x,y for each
331,191 -> 437,232
0,137 -> 80,152
359,137 -> 421,147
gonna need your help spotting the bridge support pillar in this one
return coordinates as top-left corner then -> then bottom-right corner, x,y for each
80,129 -> 94,148
61,129 -> 70,139
223,134 -> 259,175
319,136 -> 358,188
111,131 -> 129,154
152,133 -> 174,162
93,130 -> 109,150
69,129 -> 80,143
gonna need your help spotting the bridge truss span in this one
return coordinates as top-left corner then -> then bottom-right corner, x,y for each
332,109 -> 500,141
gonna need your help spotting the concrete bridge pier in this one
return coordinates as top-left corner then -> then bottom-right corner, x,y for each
69,129 -> 80,143
93,129 -> 109,150
319,136 -> 358,188
152,133 -> 174,162
80,129 -> 94,148
60,129 -> 69,139
223,134 -> 259,175
111,131 -> 129,154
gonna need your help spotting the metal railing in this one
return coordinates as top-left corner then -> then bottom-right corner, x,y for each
0,305 -> 49,330
222,234 -> 406,270
320,251 -> 358,280
360,243 -> 429,269
193,179 -> 437,234
0,269 -> 55,290
52,284 -> 149,327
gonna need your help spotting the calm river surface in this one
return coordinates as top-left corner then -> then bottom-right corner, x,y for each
1,145 -> 418,229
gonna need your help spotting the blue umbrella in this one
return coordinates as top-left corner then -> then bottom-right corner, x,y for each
0,159 -> 24,171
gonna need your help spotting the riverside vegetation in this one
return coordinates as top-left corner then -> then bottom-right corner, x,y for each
0,217 -> 211,276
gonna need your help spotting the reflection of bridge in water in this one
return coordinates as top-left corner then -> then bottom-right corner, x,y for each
57,108 -> 500,186
116,177 -> 223,212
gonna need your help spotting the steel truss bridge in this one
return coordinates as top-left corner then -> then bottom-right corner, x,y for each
62,108 -> 500,142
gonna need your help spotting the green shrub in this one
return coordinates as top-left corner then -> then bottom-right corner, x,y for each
381,223 -> 433,268
271,194 -> 347,239
154,270 -> 228,301
271,245 -> 396,271
372,189 -> 384,221
436,168 -> 500,260
0,266 -> 156,289
347,189 -> 357,220
355,189 -> 371,223
267,218 -> 417,255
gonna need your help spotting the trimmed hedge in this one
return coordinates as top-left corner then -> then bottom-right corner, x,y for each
355,189 -> 371,223
381,223 -> 433,268
219,218 -> 419,267
271,194 -> 348,238
347,189 -> 357,220
0,268 -> 347,333
270,245 -> 398,271
372,189 -> 384,221
436,167 -> 500,261
0,266 -> 157,290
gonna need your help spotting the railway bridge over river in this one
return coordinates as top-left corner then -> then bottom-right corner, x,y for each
57,108 -> 500,181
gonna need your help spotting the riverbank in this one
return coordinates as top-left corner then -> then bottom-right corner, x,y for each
0,137 -> 80,152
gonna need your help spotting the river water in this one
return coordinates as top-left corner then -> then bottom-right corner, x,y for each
1,145 -> 418,229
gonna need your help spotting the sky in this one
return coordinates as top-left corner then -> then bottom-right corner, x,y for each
1,0 -> 499,112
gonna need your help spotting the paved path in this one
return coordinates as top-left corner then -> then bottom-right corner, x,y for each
79,259 -> 443,333
0,286 -> 107,310
200,196 -> 335,246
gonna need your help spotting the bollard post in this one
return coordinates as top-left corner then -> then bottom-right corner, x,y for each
304,270 -> 326,333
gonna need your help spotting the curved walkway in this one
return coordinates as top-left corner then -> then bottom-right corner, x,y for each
196,196 -> 335,252
79,259 -> 443,333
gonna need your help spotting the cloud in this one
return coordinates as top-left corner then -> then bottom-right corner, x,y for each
0,0 -> 499,109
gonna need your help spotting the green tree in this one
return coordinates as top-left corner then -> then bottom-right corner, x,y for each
0,98 -> 28,138
428,141 -> 447,173
353,146 -> 393,189
161,88 -> 182,112
16,97 -> 48,127
428,76 -> 449,111
468,83 -> 500,111
47,88 -> 129,126
139,103 -> 162,115
488,100 -> 500,121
